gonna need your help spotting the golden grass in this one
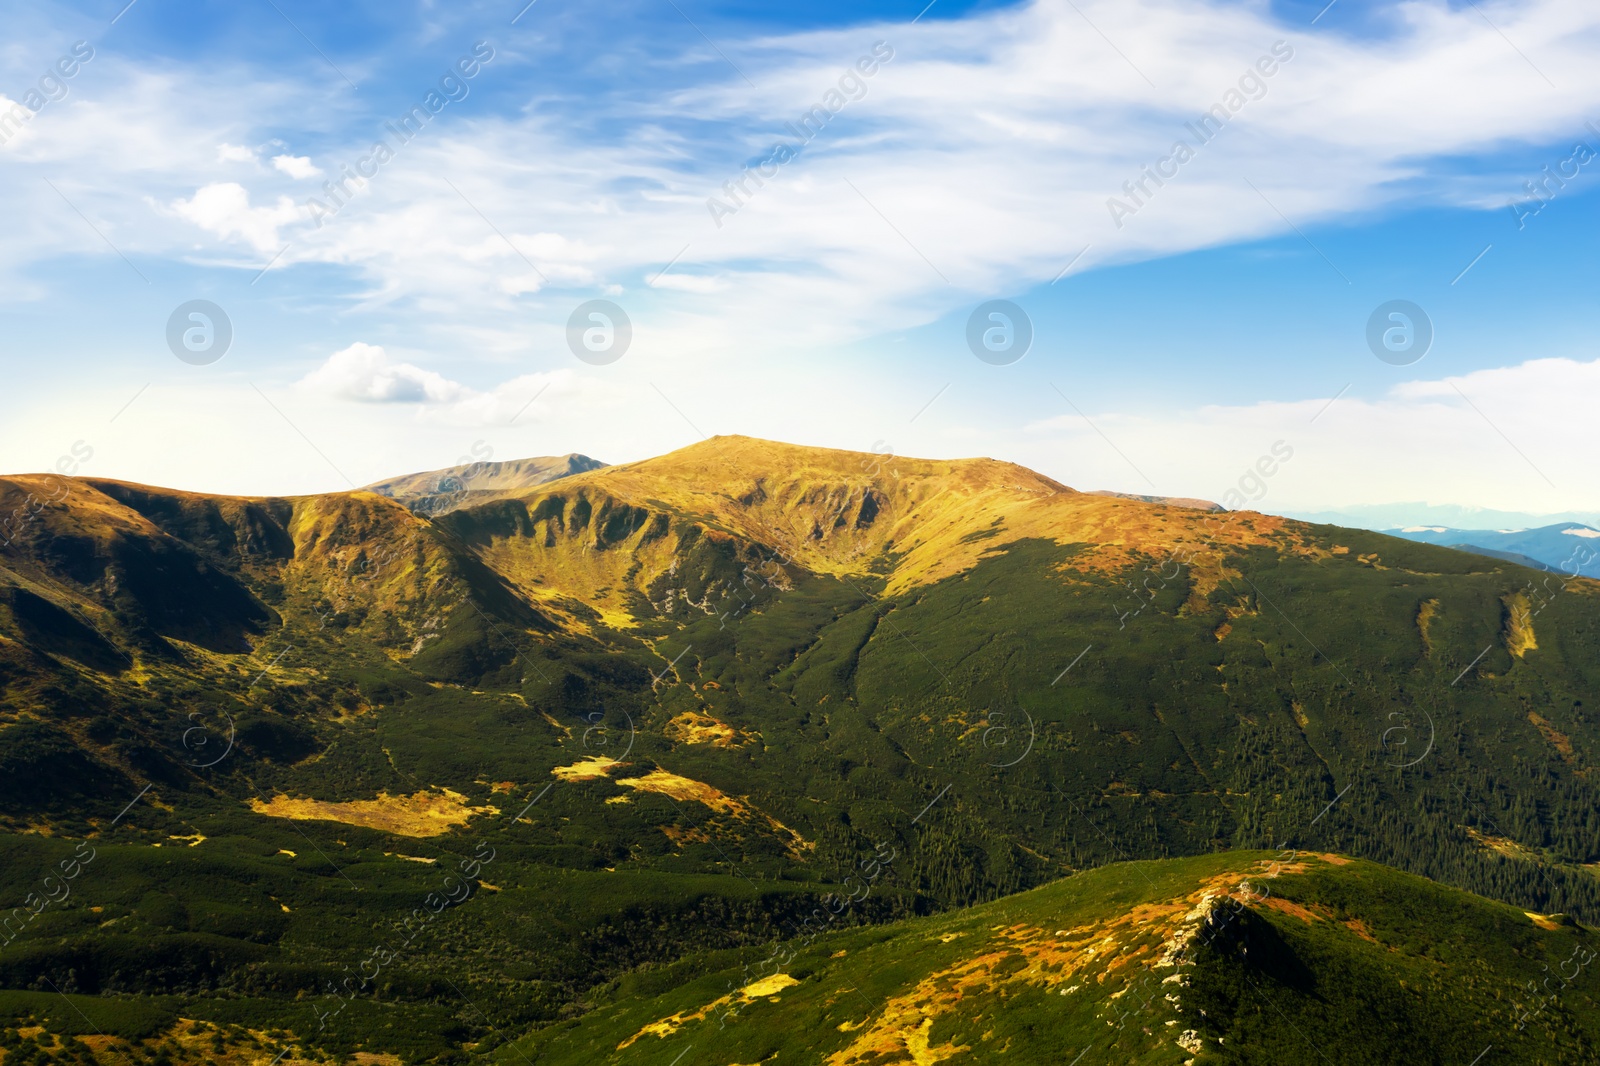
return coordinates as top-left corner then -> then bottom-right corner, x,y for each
663,710 -> 750,747
551,756 -> 624,780
1527,712 -> 1574,762
455,436 -> 1304,637
1464,826 -> 1539,860
1503,592 -> 1538,658
740,973 -> 800,997
822,855 -> 1344,1066
249,788 -> 495,837
1417,598 -> 1440,657
67,1018 -> 334,1066
614,769 -> 748,814
548,757 -> 811,856
618,974 -> 800,1048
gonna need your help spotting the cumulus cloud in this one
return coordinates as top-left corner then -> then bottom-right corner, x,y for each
216,143 -> 256,163
294,345 -> 583,427
168,182 -> 300,252
271,154 -> 321,179
296,343 -> 472,404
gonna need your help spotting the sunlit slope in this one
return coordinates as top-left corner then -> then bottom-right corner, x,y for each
510,851 -> 1600,1066
440,435 -> 1296,630
85,477 -> 497,632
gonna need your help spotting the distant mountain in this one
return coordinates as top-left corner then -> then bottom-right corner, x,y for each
363,452 -> 605,514
1088,489 -> 1223,511
1288,502 -> 1600,531
1382,522 -> 1600,578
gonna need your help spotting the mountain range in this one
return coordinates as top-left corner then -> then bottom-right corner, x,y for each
1382,522 -> 1600,579
1287,502 -> 1600,534
2,436 -> 1599,1064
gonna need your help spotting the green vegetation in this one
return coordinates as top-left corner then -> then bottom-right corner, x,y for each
2,439 -> 1599,1062
505,853 -> 1600,1065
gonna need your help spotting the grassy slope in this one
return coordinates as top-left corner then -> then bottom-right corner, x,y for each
508,851 -> 1600,1066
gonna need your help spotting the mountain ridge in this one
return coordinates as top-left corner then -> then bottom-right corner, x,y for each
362,453 -> 606,515
514,850 -> 1600,1066
5,434 -> 1600,1064
1382,521 -> 1600,578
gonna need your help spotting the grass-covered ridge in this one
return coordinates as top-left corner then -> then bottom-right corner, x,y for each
507,851 -> 1600,1066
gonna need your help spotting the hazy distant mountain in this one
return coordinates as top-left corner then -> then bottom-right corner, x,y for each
1382,522 -> 1600,578
363,453 -> 605,514
1287,502 -> 1600,531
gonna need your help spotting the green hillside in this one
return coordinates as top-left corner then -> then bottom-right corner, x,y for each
507,851 -> 1600,1066
2,437 -> 1599,1063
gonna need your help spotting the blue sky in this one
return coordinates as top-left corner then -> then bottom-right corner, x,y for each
2,0 -> 1598,523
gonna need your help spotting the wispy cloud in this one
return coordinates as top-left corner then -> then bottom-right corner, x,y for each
5,0 -> 1599,360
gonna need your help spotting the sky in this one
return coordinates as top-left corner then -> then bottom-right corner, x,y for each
2,0 -> 1598,525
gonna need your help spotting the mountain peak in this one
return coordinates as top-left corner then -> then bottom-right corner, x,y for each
433,435 -> 1298,638
363,453 -> 605,514
615,434 -> 1075,497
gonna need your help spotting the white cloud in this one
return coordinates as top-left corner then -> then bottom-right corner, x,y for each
168,182 -> 300,252
271,153 -> 322,179
217,143 -> 257,164
149,0 -> 1600,365
417,370 -> 582,426
6,0 -> 1600,359
296,343 -> 473,404
293,345 -> 587,427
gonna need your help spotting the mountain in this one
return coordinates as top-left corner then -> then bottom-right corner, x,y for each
1287,502 -> 1600,532
513,851 -> 1600,1066
362,453 -> 605,514
3,436 -> 1600,1063
1089,489 -> 1224,511
1381,522 -> 1600,579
